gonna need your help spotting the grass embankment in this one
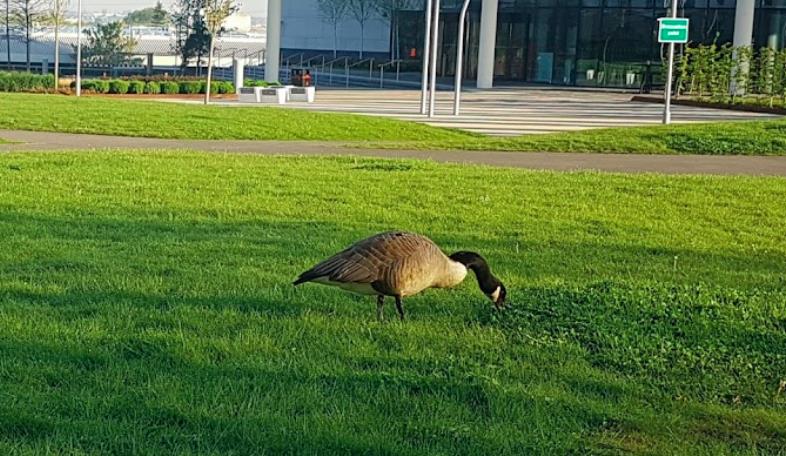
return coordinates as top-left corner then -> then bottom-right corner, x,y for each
3,92 -> 786,155
1,152 -> 785,455
0,93 -> 472,142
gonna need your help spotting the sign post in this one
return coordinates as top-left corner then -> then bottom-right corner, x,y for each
658,15 -> 689,124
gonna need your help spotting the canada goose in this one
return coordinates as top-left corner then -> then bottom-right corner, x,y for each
293,231 -> 507,321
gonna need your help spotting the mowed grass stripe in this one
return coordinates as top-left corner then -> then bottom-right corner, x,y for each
0,93 -> 474,142
3,93 -> 786,155
0,151 -> 784,455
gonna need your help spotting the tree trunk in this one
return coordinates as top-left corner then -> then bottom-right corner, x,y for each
359,22 -> 364,59
5,0 -> 10,69
205,33 -> 215,105
54,14 -> 60,90
333,23 -> 338,59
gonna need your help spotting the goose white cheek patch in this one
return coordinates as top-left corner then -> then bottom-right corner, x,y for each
490,286 -> 501,303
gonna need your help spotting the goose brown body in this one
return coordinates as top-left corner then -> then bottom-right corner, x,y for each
293,232 -> 507,321
293,232 -> 467,298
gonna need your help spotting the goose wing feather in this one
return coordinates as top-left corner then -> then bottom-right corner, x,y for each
294,232 -> 442,286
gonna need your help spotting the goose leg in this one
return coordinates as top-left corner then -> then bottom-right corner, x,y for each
376,295 -> 385,322
395,296 -> 405,321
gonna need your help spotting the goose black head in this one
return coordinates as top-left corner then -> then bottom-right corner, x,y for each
449,251 -> 507,310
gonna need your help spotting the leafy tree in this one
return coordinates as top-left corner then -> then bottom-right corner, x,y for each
10,0 -> 46,70
126,1 -> 169,27
317,0 -> 348,58
81,21 -> 137,66
182,15 -> 210,72
348,0 -> 376,59
173,0 -> 211,74
45,0 -> 68,88
202,0 -> 238,104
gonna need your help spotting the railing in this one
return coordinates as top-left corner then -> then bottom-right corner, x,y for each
346,58 -> 374,88
377,59 -> 402,88
321,57 -> 349,86
282,53 -> 304,72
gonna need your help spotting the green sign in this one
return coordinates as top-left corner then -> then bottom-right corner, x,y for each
658,18 -> 689,43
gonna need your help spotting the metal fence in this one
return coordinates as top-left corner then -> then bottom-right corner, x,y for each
1,27 -> 430,89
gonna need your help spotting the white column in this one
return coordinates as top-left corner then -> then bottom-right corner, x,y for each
731,0 -> 755,95
732,0 -> 755,49
266,0 -> 282,83
233,59 -> 245,93
768,14 -> 781,49
476,0 -> 498,89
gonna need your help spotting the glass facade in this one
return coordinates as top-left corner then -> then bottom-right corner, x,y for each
398,1 -> 786,88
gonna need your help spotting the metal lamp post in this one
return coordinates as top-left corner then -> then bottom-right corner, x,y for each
663,0 -> 678,124
427,0 -> 440,118
453,0 -> 471,116
76,0 -> 82,97
420,0 -> 433,115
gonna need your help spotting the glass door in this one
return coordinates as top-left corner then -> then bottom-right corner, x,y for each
494,13 -> 531,81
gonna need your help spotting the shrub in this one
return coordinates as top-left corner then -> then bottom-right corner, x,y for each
207,81 -> 234,95
218,81 -> 235,94
128,80 -> 146,94
108,80 -> 130,94
79,80 -> 96,92
145,81 -> 161,95
81,79 -> 111,93
161,81 -> 180,94
0,71 -> 55,92
179,81 -> 203,94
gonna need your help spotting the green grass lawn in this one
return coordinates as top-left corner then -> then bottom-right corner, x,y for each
0,93 -> 473,142
3,92 -> 786,155
381,119 -> 786,156
1,151 -> 784,455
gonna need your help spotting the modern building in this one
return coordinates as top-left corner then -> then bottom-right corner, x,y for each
265,0 -> 785,88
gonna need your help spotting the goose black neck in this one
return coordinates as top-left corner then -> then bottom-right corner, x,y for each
450,251 -> 500,294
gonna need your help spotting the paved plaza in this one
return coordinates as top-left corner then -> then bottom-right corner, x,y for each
190,88 -> 778,136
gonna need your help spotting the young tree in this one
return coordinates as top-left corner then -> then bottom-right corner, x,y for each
11,0 -> 46,71
348,0 -> 376,59
317,0 -> 348,58
46,0 -> 68,89
202,0 -> 238,104
81,21 -> 136,66
373,0 -> 418,61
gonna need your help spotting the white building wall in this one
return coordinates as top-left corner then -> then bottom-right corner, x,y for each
282,0 -> 391,55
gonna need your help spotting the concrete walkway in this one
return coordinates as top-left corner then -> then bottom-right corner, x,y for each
2,129 -> 786,176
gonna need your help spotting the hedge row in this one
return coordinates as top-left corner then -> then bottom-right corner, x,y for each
76,79 -> 235,95
0,71 -> 55,92
244,79 -> 282,88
